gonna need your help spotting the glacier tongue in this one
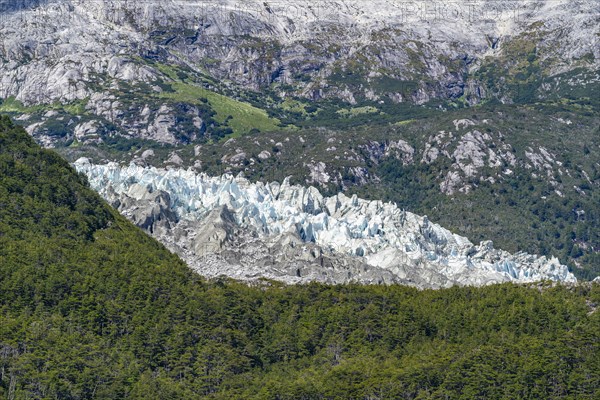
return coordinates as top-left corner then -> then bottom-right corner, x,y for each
74,158 -> 576,288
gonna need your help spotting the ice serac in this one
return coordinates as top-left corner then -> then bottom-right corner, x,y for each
74,158 -> 577,288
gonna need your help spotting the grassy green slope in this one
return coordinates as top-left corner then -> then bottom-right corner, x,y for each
153,62 -> 282,138
0,116 -> 599,398
159,82 -> 281,138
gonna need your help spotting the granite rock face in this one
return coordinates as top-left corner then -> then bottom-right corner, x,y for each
1,0 -> 598,145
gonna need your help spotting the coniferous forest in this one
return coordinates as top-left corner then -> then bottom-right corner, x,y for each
1,115 -> 599,398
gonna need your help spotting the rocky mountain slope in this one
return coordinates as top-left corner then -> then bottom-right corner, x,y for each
75,158 -> 576,288
1,0 -> 598,280
0,0 -> 598,145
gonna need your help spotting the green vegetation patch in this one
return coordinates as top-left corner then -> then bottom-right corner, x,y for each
159,81 -> 281,137
0,96 -> 89,116
336,105 -> 379,117
152,62 -> 281,137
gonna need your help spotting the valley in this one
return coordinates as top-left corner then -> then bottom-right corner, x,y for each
0,0 -> 599,397
1,0 -> 598,280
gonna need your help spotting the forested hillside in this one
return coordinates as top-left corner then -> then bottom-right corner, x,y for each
0,115 -> 599,398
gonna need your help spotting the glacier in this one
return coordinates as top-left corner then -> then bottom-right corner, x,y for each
75,158 -> 577,288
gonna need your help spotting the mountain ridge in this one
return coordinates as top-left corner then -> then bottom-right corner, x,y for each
0,0 -> 598,145
0,0 -> 598,279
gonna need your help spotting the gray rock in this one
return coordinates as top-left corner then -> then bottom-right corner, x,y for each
1,0 -> 597,145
